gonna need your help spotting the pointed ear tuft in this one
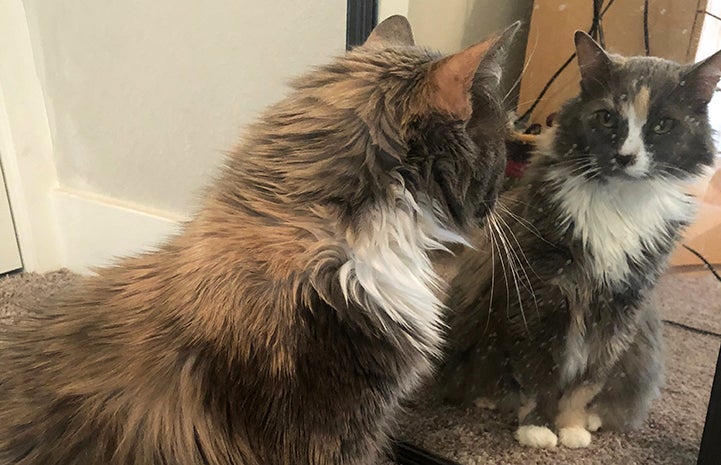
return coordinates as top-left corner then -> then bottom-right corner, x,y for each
484,21 -> 522,64
429,23 -> 520,119
574,31 -> 612,95
364,15 -> 415,47
477,21 -> 522,90
681,49 -> 721,105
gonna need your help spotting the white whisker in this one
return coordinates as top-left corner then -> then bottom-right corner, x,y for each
488,214 -> 513,320
483,216 -> 497,334
495,200 -> 559,249
503,27 -> 539,104
490,213 -> 528,329
494,212 -> 540,319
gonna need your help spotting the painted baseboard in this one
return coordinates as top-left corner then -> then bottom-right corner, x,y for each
52,187 -> 187,275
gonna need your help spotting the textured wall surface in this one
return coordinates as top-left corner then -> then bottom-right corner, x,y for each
22,0 -> 346,215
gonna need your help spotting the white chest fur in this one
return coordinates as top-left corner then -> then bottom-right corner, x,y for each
339,187 -> 467,356
552,175 -> 695,286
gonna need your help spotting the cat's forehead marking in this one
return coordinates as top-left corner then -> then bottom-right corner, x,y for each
633,86 -> 650,122
618,85 -> 651,177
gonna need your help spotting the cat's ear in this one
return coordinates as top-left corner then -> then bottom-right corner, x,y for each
574,31 -> 612,95
680,49 -> 721,105
473,21 -> 522,91
429,22 -> 521,120
363,15 -> 415,47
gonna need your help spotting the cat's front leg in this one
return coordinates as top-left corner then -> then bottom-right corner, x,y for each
514,391 -> 559,449
554,382 -> 603,448
586,306 -> 663,432
516,383 -> 602,449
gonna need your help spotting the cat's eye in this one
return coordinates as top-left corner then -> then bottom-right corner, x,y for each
653,117 -> 675,135
593,110 -> 617,128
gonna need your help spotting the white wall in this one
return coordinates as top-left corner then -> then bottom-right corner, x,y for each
379,0 -> 410,21
23,0 -> 346,216
6,0 -> 345,272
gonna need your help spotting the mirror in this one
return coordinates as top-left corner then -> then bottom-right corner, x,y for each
376,1 -> 721,464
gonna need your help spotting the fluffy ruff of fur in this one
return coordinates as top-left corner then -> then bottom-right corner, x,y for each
436,167 -> 671,447
0,17 -> 517,465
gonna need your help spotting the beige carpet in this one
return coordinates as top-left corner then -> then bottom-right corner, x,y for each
0,268 -> 719,465
657,270 -> 721,336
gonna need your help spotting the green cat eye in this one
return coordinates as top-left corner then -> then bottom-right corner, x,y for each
653,117 -> 675,134
593,109 -> 617,128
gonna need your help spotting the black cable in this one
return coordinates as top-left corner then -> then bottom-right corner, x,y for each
683,244 -> 721,282
700,10 -> 721,23
515,0 -> 617,124
515,54 -> 577,124
662,319 -> 721,338
598,0 -> 616,18
659,244 -> 721,337
593,0 -> 606,48
390,440 -> 461,465
643,0 -> 650,55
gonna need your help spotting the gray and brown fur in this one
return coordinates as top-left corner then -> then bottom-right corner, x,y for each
435,31 -> 720,446
0,16 -> 519,465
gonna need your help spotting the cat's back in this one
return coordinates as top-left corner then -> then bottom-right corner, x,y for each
0,249 -> 225,464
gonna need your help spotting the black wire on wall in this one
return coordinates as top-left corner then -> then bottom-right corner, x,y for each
514,0 -> 616,124
643,0 -> 651,55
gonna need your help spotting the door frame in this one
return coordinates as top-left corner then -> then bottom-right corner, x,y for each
346,0 -> 378,49
0,0 -> 63,272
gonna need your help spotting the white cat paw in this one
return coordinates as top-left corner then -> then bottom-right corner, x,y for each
586,413 -> 603,432
515,425 -> 558,449
559,427 -> 592,448
473,397 -> 497,410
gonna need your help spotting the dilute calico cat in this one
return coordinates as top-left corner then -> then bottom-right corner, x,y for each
0,16 -> 519,465
437,31 -> 720,450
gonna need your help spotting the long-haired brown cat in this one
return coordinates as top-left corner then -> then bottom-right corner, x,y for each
0,16 -> 518,465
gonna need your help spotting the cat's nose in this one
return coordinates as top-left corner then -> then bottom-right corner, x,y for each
614,153 -> 637,167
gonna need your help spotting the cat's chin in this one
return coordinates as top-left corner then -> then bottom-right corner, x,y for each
436,191 -> 497,233
433,182 -> 466,227
602,170 -> 652,182
430,166 -> 499,230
